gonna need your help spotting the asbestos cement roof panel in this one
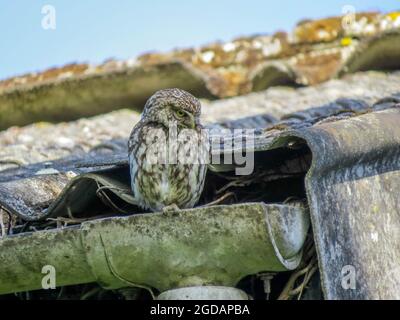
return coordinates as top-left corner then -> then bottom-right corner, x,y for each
0,12 -> 400,129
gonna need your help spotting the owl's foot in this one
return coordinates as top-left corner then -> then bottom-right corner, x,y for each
162,204 -> 180,215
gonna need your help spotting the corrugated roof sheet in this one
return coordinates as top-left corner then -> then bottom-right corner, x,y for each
0,76 -> 398,221
0,12 -> 399,129
1,71 -> 399,173
0,11 -> 400,300
0,87 -> 399,299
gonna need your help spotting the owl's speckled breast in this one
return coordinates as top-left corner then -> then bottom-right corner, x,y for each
128,88 -> 208,212
129,123 -> 207,212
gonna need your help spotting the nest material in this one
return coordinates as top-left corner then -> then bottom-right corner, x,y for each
0,146 -> 314,300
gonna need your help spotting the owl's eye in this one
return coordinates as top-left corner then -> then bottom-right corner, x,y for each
175,110 -> 185,118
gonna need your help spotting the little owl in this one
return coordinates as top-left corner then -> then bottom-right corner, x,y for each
128,88 -> 208,212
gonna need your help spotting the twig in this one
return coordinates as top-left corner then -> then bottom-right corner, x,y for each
80,286 -> 102,300
202,192 -> 236,207
47,214 -> 112,225
99,234 -> 156,299
95,183 -> 130,214
0,159 -> 24,167
277,237 -> 318,300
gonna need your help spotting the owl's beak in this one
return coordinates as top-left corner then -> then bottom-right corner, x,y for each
186,113 -> 196,129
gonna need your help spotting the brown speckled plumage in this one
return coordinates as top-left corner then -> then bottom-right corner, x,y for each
128,88 -> 208,212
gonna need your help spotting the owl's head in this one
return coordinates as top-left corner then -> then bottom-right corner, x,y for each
142,88 -> 202,130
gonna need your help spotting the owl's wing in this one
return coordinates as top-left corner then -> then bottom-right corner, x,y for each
128,122 -> 168,207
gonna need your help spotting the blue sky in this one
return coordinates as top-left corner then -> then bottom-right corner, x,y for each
0,1 -> 398,80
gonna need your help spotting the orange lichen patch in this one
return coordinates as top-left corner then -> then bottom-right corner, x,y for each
41,63 -> 89,79
1,11 -> 399,97
294,17 -> 343,43
379,11 -> 400,31
291,50 -> 343,85
137,34 -> 291,96
217,67 -> 249,96
138,52 -> 175,65
294,12 -> 379,44
344,12 -> 381,37
386,12 -> 400,21
100,58 -> 137,70
0,63 -> 90,91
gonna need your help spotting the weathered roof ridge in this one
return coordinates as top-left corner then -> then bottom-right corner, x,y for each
1,10 -> 399,94
0,11 -> 399,130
